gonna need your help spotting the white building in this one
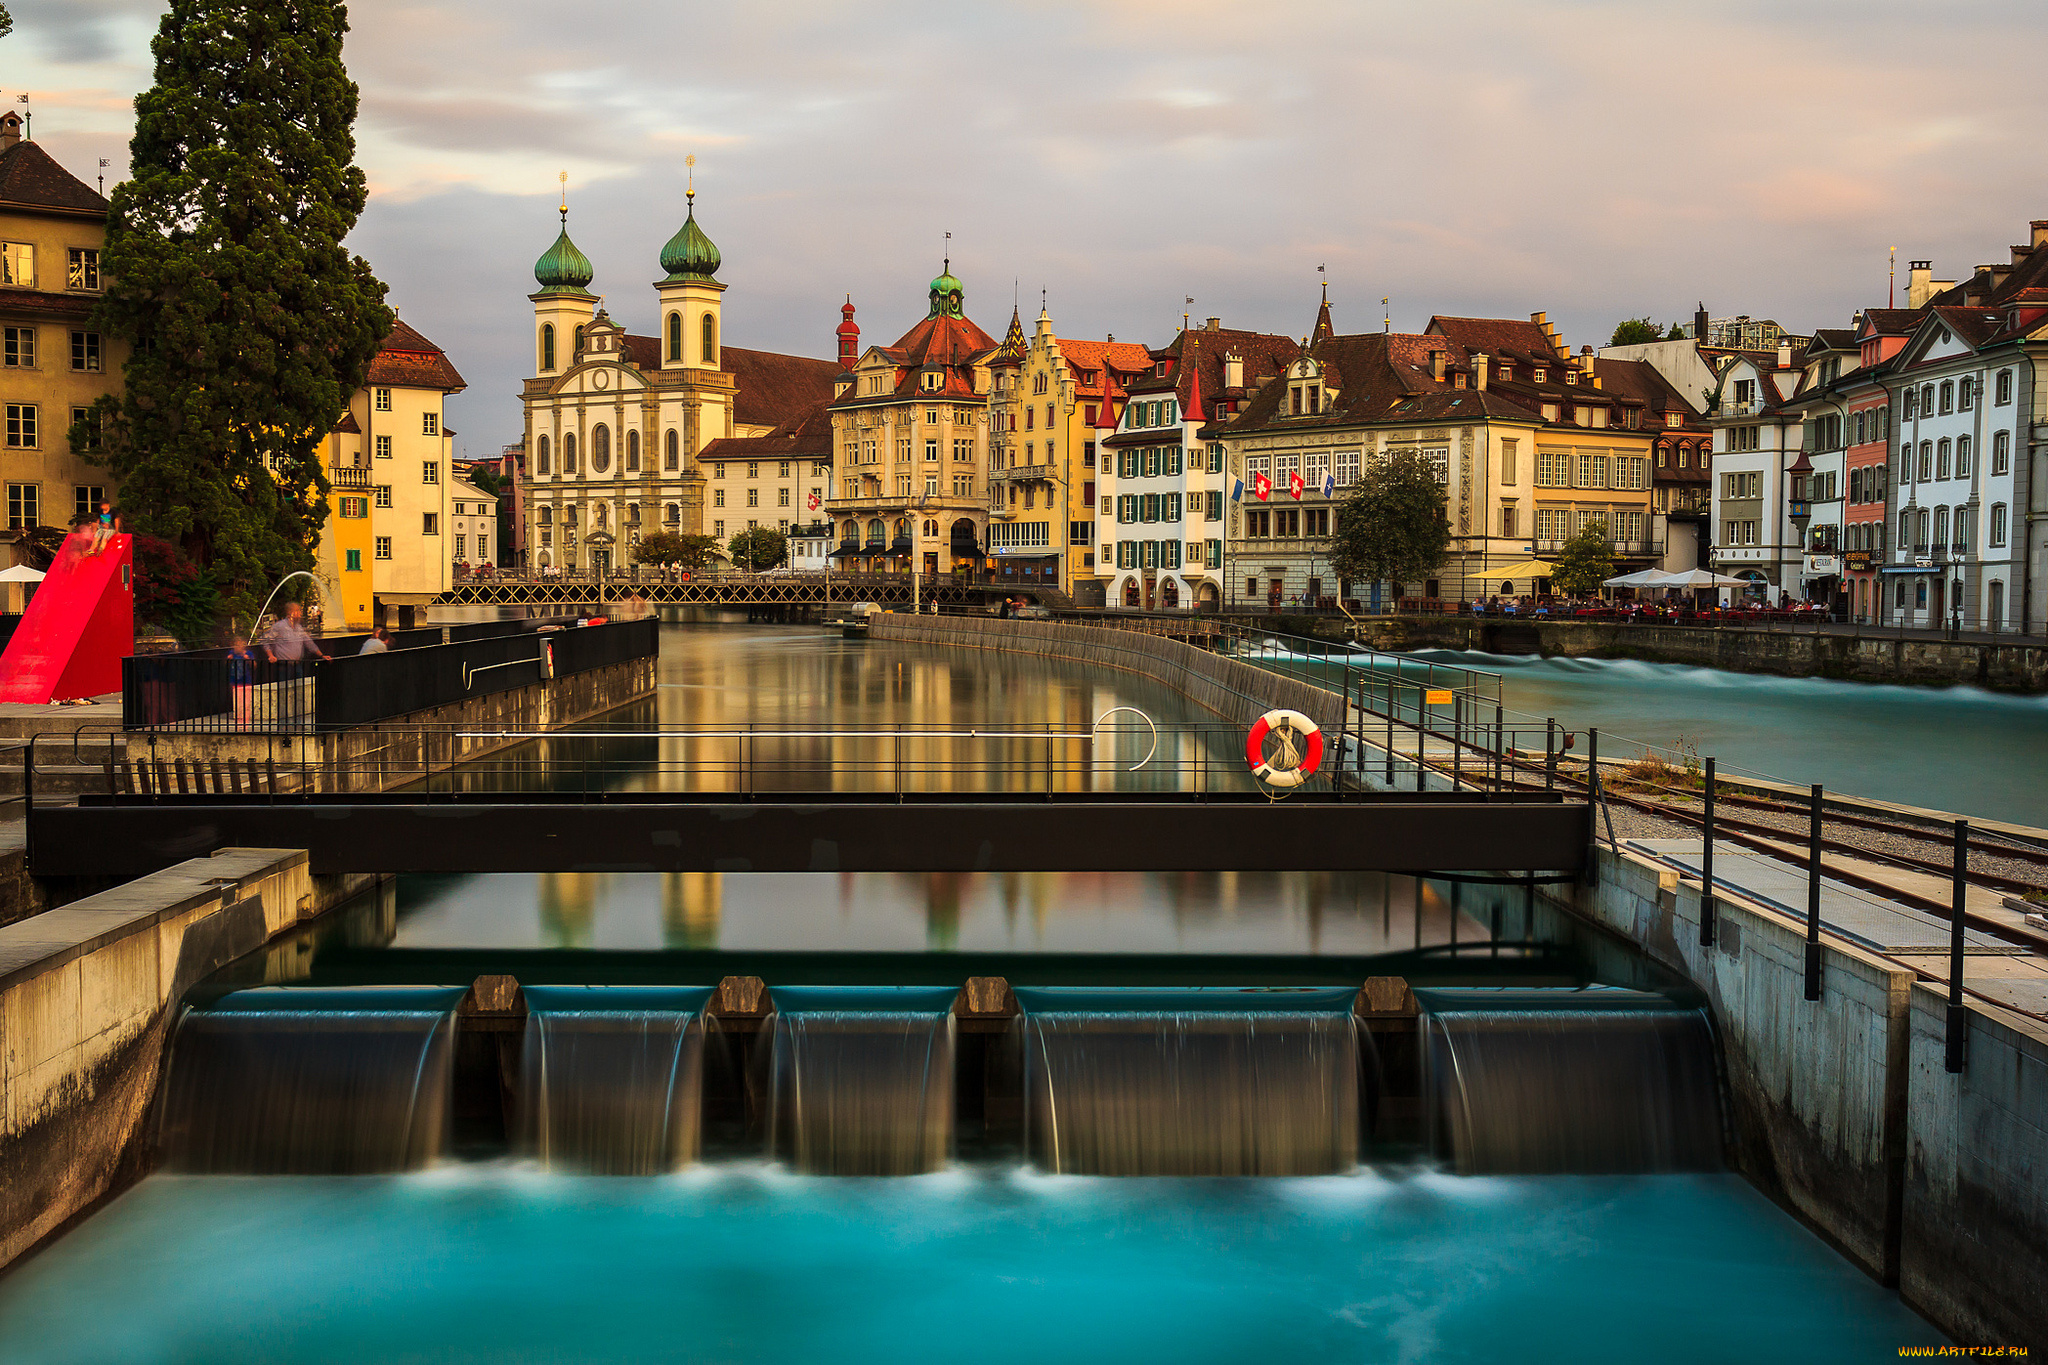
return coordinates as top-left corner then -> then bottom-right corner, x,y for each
449,478 -> 496,570
1705,346 -> 1809,600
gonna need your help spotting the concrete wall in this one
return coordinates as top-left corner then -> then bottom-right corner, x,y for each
1567,845 -> 2047,1348
869,615 -> 1347,736
0,851 -> 380,1270
1347,615 -> 2048,693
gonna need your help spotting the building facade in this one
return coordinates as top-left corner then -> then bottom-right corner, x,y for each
824,267 -> 997,576
986,307 -> 1150,599
1705,346 -> 1807,599
0,114 -> 124,565
520,191 -> 836,573
1839,311 -> 1915,621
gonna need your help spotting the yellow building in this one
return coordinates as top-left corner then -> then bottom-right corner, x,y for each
0,112 -> 125,565
985,307 -> 1151,598
312,409 -> 374,628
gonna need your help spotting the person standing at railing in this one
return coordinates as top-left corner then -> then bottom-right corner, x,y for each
258,602 -> 331,665
226,634 -> 257,727
358,626 -> 392,655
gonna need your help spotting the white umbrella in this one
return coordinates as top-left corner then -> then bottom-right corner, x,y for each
1656,568 -> 1751,588
1602,569 -> 1669,588
0,564 -> 46,582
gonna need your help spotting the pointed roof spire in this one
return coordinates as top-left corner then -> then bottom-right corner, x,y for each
998,303 -> 1026,359
1095,365 -> 1123,430
1312,286 -> 1335,345
1181,337 -> 1208,424
534,172 -> 595,295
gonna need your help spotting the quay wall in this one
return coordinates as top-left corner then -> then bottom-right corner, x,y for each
1340,615 -> 2048,693
0,851 -> 378,1270
867,615 -> 1347,736
1563,845 -> 2047,1349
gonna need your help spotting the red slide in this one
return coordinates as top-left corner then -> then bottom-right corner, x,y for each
0,529 -> 135,703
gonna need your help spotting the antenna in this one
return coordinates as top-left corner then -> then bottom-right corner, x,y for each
1382,296 -> 1391,334
1889,246 -> 1896,308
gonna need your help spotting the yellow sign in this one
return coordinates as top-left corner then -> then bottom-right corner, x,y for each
1425,689 -> 1454,706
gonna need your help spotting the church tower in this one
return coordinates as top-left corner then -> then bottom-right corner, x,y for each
654,170 -> 724,372
530,198 -> 596,382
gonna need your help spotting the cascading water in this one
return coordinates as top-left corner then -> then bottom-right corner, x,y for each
1418,987 -> 1722,1174
515,986 -> 713,1174
1017,987 -> 1361,1176
768,987 -> 958,1175
158,987 -> 464,1174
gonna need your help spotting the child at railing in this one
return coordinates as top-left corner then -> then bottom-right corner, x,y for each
226,635 -> 256,727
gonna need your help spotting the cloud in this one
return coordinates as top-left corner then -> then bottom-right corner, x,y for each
5,0 -> 2047,449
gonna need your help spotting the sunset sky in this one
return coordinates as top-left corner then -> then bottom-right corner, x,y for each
8,0 -> 2046,453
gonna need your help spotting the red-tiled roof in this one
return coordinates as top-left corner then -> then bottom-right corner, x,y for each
720,346 -> 840,429
1055,338 -> 1151,394
1425,315 -> 1558,359
365,319 -> 466,392
334,412 -> 362,434
699,399 -> 832,460
0,139 -> 108,215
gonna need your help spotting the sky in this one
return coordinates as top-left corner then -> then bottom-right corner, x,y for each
7,0 -> 2047,455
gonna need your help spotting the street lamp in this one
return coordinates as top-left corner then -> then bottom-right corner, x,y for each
1786,450 -> 1813,607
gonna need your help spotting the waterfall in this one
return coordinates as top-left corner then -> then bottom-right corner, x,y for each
515,986 -> 714,1175
1017,987 -> 1361,1176
158,987 -> 465,1174
1419,987 -> 1723,1174
769,987 -> 958,1175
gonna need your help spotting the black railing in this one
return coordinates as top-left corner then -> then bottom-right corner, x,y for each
122,617 -> 658,734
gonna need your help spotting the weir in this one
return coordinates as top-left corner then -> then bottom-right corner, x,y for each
158,986 -> 464,1174
516,986 -> 713,1174
767,987 -> 958,1175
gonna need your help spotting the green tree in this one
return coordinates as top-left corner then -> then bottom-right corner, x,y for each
1665,322 -> 1687,340
76,0 -> 392,623
0,7 -> 13,39
1327,450 -> 1450,594
1607,317 -> 1661,346
634,531 -> 719,573
728,526 -> 787,572
1550,518 -> 1616,596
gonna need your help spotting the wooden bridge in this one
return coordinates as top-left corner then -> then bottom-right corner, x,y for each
431,573 -> 1070,612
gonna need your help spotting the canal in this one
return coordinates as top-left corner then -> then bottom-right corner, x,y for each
0,624 -> 1945,1362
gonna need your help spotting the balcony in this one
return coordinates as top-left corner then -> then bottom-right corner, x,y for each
332,466 -> 371,489
991,463 -> 1056,483
1714,400 -> 1763,418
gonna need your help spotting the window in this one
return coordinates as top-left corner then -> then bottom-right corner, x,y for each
374,485 -> 392,508
1501,504 -> 1517,538
1207,490 -> 1223,520
1995,370 -> 2013,405
73,484 -> 104,520
374,387 -> 392,412
375,537 -> 392,559
345,548 -> 362,572
664,429 -> 681,471
6,483 -> 37,529
1957,436 -> 1972,478
423,512 -> 439,535
1246,509 -> 1270,537
747,461 -> 759,479
747,488 -> 759,508
5,404 -> 35,448
421,411 -> 439,437
422,461 -> 439,484
1499,441 -> 1517,485
591,424 -> 611,473
375,435 -> 392,460
1918,442 -> 1932,483
339,497 -> 368,519
1536,451 -> 1570,486
539,324 -> 555,371
0,242 -> 33,286
626,429 -> 640,472
667,312 -> 683,363
1992,431 -> 2010,475
454,534 -> 466,558
2,327 -> 32,367
66,406 -> 99,453
1937,439 -> 1950,481
953,474 -> 974,497
778,488 -> 791,507
536,434 -> 550,474
714,489 -> 725,508
700,313 -> 717,366
66,248 -> 100,291
1336,447 -> 1360,487
1991,504 -> 2008,548
63,330 -> 102,373
1959,377 -> 1974,411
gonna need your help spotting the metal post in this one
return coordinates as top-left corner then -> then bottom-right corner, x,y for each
1451,693 -> 1462,791
1416,686 -> 1427,792
1699,757 -> 1717,948
1385,687 -> 1395,786
1545,718 -> 1556,790
1493,703 -> 1503,791
1946,819 -> 1969,1072
1804,782 -> 1824,1000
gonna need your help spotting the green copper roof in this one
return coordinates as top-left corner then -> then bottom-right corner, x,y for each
660,196 -> 722,282
927,267 -> 964,318
534,212 -> 595,295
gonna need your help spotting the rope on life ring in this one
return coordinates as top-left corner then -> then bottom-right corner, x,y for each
1246,709 -> 1324,788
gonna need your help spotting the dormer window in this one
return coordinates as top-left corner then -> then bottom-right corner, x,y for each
1156,362 -> 1168,377
1533,368 -> 1547,383
1497,365 -> 1512,383
921,371 -> 943,392
1666,412 -> 1681,428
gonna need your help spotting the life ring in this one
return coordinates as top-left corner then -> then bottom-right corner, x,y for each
1246,709 -> 1323,787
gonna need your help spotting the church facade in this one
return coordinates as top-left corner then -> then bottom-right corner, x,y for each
518,191 -> 837,571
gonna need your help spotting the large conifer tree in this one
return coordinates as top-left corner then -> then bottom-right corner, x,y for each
79,0 -> 391,619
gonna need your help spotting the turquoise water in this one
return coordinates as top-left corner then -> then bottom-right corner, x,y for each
1413,650 -> 2048,826
0,1168 -> 1939,1364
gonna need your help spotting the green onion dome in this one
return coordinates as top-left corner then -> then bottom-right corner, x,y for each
660,195 -> 722,282
534,211 -> 594,294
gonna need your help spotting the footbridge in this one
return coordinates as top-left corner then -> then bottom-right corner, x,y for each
432,573 -> 1069,612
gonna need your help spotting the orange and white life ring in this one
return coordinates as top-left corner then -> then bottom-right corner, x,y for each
1246,709 -> 1323,787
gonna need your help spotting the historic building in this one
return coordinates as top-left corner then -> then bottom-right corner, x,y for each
519,187 -> 836,572
824,265 -> 998,576
0,112 -> 125,565
1704,344 -> 1807,600
1837,310 -> 1915,622
985,306 -> 1150,600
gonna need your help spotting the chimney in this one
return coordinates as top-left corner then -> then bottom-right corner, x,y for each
1429,349 -> 1446,383
1978,263 -> 2012,291
1579,344 -> 1595,380
1473,352 -> 1489,391
2014,244 -> 2034,266
0,111 -> 18,151
2034,220 -> 2048,249
1776,340 -> 1792,368
1205,317 -> 1221,332
1694,302 -> 1709,341
1907,260 -> 1934,308
1223,352 -> 1244,389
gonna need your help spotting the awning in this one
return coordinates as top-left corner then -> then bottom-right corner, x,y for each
0,564 -> 46,583
1602,569 -> 1668,588
1484,558 -> 1557,580
1879,564 -> 1948,575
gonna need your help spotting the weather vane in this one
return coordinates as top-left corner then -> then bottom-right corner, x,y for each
558,170 -> 568,221
686,154 -> 696,201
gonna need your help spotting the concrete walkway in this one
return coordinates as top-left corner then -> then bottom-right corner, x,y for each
1629,838 -> 2048,1020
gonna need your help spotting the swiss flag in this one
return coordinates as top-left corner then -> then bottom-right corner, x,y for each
1287,470 -> 1306,500
806,490 -> 821,511
1252,471 -> 1272,501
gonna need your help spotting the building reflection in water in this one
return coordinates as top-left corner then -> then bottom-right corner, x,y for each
662,873 -> 723,949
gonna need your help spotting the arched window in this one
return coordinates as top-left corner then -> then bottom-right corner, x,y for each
866,518 -> 884,543
540,324 -> 555,372
700,312 -> 717,366
536,434 -> 551,474
573,325 -> 585,357
923,519 -> 937,537
667,312 -> 683,363
1959,376 -> 1974,410
626,429 -> 640,472
1956,435 -> 1971,477
665,429 -> 680,470
591,424 -> 611,473
1933,506 -> 1949,547
538,506 -> 553,526
841,519 -> 858,542
665,503 -> 680,525
1936,438 -> 1950,480
1938,380 -> 1954,414
562,431 -> 578,473
1917,441 -> 1932,482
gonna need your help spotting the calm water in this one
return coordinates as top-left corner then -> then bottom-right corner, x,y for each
0,1170 -> 1939,1365
1416,649 -> 2048,827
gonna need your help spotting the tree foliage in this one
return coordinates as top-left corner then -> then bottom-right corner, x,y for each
1327,451 -> 1450,591
633,531 -> 719,572
78,0 -> 392,623
0,6 -> 13,39
1550,519 -> 1616,595
16,524 -> 68,571
131,533 -> 223,647
728,526 -> 788,571
1607,317 -> 1664,346
1666,322 -> 1688,340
